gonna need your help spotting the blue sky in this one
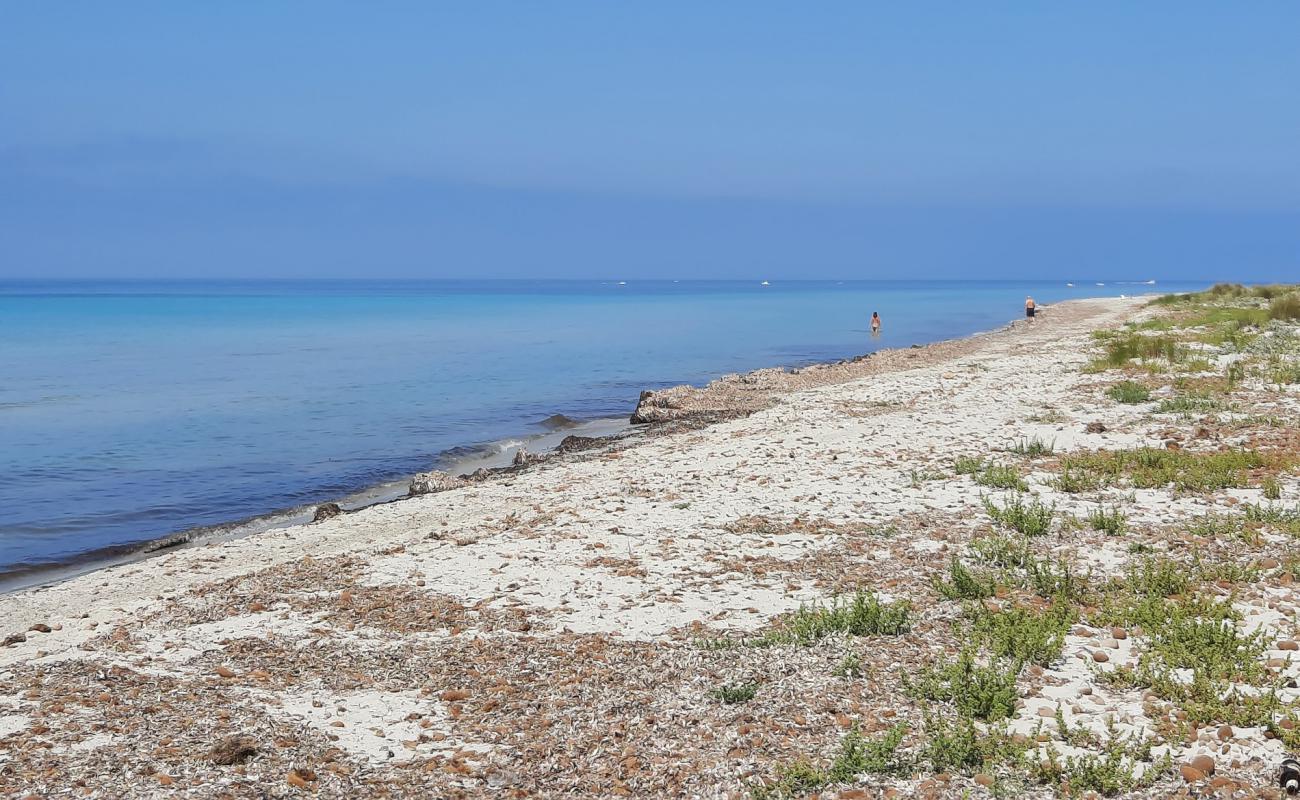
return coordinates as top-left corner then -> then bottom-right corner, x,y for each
3,3 -> 1297,280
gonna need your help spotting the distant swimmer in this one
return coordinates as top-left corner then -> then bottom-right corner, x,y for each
1025,296 -> 1036,323
870,311 -> 881,335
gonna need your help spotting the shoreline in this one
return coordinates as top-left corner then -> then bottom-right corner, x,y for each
24,291 -> 1294,797
0,297 -> 1096,595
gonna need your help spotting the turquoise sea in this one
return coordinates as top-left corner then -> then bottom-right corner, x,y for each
0,279 -> 1208,584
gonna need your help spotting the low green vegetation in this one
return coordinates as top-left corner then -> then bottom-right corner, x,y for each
974,464 -> 1029,491
905,649 -> 1018,722
1155,394 -> 1224,414
1106,381 -> 1151,404
1056,447 -> 1284,493
969,601 -> 1074,667
751,724 -> 909,799
983,493 -> 1055,536
933,555 -> 997,600
953,455 -> 985,475
752,591 -> 912,647
710,682 -> 757,704
1009,436 -> 1055,457
1086,505 -> 1127,536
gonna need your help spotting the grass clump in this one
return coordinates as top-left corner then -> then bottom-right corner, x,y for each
1089,332 -> 1190,372
1155,394 -> 1224,414
906,650 -> 1018,722
983,493 -> 1055,536
968,601 -> 1074,667
918,713 -> 1028,775
974,464 -> 1029,491
1051,464 -> 1109,493
1032,725 -> 1172,797
752,724 -> 909,799
1106,381 -> 1151,404
953,455 -> 985,475
933,555 -> 997,601
1269,293 -> 1300,321
1087,505 -> 1127,536
1263,476 -> 1282,500
1057,447 -> 1280,493
755,591 -> 911,647
1009,436 -> 1055,457
710,682 -> 757,704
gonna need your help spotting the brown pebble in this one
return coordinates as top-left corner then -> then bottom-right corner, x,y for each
1217,725 -> 1232,741
215,666 -> 236,679
1279,640 -> 1299,651
1180,765 -> 1206,783
1092,650 -> 1109,663
974,773 -> 994,787
28,623 -> 52,633
1190,754 -> 1215,774
1111,626 -> 1127,640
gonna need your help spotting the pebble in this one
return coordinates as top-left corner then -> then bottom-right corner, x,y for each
1279,640 -> 1298,651
1100,637 -> 1119,649
1111,626 -> 1127,640
1190,754 -> 1215,774
1092,650 -> 1109,663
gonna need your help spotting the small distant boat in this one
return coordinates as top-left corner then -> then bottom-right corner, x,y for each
1066,282 -> 1074,287
760,280 -> 770,286
1145,279 -> 1156,285
1096,282 -> 1105,286
618,281 -> 627,286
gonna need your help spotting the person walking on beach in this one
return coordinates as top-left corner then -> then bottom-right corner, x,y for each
870,311 -> 881,335
1025,296 -> 1036,323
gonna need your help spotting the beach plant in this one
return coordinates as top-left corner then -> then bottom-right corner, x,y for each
709,682 -> 757,704
968,601 -> 1073,667
1155,394 -> 1224,414
752,724 -> 910,799
755,591 -> 911,647
933,555 -> 997,601
834,652 -> 864,679
1051,463 -> 1109,493
1031,725 -> 1173,797
982,493 -> 1055,536
1106,381 -> 1150,404
918,713 -> 1027,775
1269,293 -> 1300,321
974,464 -> 1028,491
953,455 -> 985,475
1263,476 -> 1282,500
1086,505 -> 1127,536
905,649 -> 1018,722
1008,436 -> 1055,457
968,534 -> 1033,571
1056,447 -> 1282,493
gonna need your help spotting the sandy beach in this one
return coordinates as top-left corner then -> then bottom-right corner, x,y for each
5,293 -> 1300,798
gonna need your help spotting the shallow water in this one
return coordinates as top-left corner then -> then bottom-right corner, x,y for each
0,279 -> 1205,577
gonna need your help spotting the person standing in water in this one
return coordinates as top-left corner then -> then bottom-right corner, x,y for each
870,311 -> 881,335
1025,296 -> 1036,323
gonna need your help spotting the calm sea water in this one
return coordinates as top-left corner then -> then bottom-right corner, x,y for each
0,279 -> 1206,579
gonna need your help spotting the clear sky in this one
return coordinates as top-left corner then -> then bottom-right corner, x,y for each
3,3 -> 1298,280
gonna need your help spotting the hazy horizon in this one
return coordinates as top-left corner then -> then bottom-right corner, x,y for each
4,4 -> 1298,281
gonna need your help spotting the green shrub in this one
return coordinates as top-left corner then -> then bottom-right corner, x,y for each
906,650 -> 1018,721
756,591 -> 912,646
974,464 -> 1029,491
953,455 -> 985,475
1106,381 -> 1151,404
934,555 -> 997,600
710,682 -> 757,704
1087,505 -> 1127,536
983,493 -> 1055,536
968,601 -> 1074,666
1009,436 -> 1055,456
1269,293 -> 1300,321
